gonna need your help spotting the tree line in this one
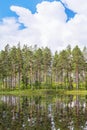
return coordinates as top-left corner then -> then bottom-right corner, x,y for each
0,43 -> 87,90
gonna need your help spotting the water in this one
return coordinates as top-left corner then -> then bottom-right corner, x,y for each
0,94 -> 87,130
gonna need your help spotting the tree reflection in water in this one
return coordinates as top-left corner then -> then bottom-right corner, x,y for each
0,95 -> 87,130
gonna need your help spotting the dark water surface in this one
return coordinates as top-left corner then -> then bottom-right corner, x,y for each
0,94 -> 87,130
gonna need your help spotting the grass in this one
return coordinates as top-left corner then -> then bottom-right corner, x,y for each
0,88 -> 64,96
0,88 -> 87,96
65,90 -> 87,95
0,89 -> 44,96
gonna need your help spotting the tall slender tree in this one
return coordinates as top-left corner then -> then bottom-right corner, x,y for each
33,48 -> 43,88
43,47 -> 52,86
52,51 -> 59,84
72,45 -> 84,89
16,43 -> 23,89
83,46 -> 87,89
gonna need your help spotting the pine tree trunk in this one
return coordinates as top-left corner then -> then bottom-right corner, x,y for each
29,62 -> 33,89
11,75 -> 13,89
18,66 -> 20,89
14,66 -> 16,88
76,64 -> 79,90
6,77 -> 8,89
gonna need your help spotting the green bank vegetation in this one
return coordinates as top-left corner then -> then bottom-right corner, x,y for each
0,43 -> 87,93
0,89 -> 64,96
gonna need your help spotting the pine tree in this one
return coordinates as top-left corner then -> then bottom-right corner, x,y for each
72,45 -> 84,89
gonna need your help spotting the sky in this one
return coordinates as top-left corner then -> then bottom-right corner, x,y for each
0,0 -> 87,52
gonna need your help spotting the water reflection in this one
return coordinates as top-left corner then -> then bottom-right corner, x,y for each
0,94 -> 87,130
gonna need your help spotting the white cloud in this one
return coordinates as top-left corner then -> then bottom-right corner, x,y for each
61,0 -> 87,48
0,17 -> 20,49
0,0 -> 87,52
62,0 -> 87,15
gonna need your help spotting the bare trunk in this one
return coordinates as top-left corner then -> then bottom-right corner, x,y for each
30,65 -> 33,89
11,75 -> 13,89
6,77 -> 8,89
14,66 -> 16,88
2,78 -> 4,89
18,66 -> 20,89
76,64 -> 79,90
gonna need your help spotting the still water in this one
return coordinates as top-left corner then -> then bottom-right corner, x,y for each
0,94 -> 87,130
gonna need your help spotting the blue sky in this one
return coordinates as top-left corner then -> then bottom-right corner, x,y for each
0,0 -> 87,52
0,0 -> 42,18
0,0 -> 75,21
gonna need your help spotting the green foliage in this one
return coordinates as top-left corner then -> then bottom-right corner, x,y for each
0,44 -> 87,91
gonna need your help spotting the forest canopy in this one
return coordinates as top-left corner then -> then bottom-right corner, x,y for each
0,44 -> 87,90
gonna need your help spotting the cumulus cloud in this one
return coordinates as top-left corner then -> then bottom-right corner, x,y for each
62,0 -> 87,14
61,0 -> 87,48
0,17 -> 20,49
0,0 -> 87,52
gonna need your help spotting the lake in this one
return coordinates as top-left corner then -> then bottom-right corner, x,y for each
0,94 -> 87,130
